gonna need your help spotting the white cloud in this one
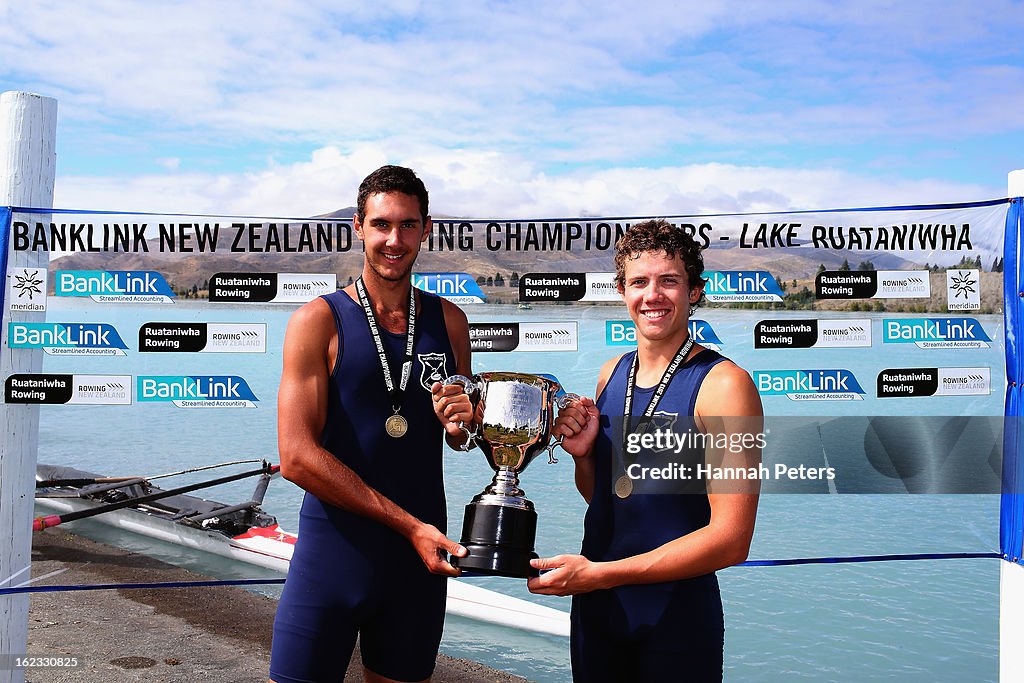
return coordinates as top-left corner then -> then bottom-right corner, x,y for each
155,157 -> 181,171
1,0 -> 1020,169
53,145 -> 1004,218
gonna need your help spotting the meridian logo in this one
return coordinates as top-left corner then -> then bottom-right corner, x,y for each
8,268 -> 47,312
883,318 -> 991,348
8,322 -> 129,355
946,269 -> 981,311
55,270 -> 175,303
606,320 -> 722,350
703,271 -> 784,302
754,370 -> 865,400
137,375 -> 259,408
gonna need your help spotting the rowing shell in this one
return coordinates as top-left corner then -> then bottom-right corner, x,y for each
34,466 -> 570,638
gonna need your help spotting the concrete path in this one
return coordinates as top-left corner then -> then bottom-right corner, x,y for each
22,530 -> 529,682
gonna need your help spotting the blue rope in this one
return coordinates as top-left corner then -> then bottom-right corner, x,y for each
0,577 -> 284,596
738,551 -> 1001,567
0,552 -> 1003,595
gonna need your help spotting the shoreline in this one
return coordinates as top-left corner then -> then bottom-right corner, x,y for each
24,529 -> 529,682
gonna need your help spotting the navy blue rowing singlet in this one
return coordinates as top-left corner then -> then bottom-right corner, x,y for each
571,347 -> 729,683
302,287 -> 455,541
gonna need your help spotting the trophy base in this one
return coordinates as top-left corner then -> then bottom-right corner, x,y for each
451,502 -> 539,578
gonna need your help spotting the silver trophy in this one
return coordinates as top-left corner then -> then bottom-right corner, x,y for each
443,372 -> 578,578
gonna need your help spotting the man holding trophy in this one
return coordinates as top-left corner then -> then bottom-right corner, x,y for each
528,219 -> 762,682
270,166 -> 474,683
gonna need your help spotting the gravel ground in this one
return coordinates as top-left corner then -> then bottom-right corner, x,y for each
22,530 -> 529,682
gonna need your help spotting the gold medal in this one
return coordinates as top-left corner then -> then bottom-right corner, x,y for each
385,413 -> 409,438
614,474 -> 633,499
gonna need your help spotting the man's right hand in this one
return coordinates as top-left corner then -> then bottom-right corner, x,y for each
409,522 -> 467,577
553,395 -> 600,459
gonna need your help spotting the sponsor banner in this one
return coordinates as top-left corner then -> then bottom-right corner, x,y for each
10,204 -> 1003,267
581,273 -> 621,302
8,267 -> 47,312
412,273 -> 487,304
137,375 -> 259,408
815,270 -> 930,300
754,369 -> 866,400
946,269 -> 981,311
877,367 -> 991,397
606,320 -> 722,351
4,374 -> 131,405
209,272 -> 335,303
55,270 -> 175,303
704,271 -> 784,302
470,322 -> 578,352
519,272 -> 586,302
8,322 -> 129,355
882,318 -> 991,349
139,322 -> 267,353
755,319 -> 871,349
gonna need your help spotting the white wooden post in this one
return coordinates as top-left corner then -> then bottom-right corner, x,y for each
0,92 -> 56,683
1003,169 -> 1024,683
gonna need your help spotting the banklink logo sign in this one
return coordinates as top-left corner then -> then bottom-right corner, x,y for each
55,270 -> 175,303
137,375 -> 259,408
4,374 -> 131,405
469,322 -> 578,352
139,323 -> 267,353
815,270 -> 930,300
877,367 -> 990,397
9,322 -> 129,355
412,273 -> 487,304
209,272 -> 335,303
606,320 -> 722,351
703,271 -> 784,303
754,369 -> 866,400
754,319 -> 871,349
882,318 -> 991,349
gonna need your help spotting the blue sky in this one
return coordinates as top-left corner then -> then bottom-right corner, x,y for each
0,1 -> 1021,217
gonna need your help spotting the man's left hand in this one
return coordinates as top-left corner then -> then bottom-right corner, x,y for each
526,554 -> 605,596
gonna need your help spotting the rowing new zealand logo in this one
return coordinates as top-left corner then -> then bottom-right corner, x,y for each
418,353 -> 449,391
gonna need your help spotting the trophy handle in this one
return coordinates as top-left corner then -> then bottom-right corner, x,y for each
442,375 -> 478,451
544,392 -> 581,464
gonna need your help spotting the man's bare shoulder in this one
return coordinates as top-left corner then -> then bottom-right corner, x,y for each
284,296 -> 337,347
595,353 -> 626,399
699,359 -> 761,416
289,296 -> 334,327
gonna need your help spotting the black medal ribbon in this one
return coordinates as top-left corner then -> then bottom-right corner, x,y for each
617,334 -> 695,497
355,277 -> 416,438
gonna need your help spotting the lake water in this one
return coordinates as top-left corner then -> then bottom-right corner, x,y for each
30,299 -> 1004,682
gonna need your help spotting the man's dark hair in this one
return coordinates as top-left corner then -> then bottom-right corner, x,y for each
356,165 -> 429,223
614,219 -> 706,311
